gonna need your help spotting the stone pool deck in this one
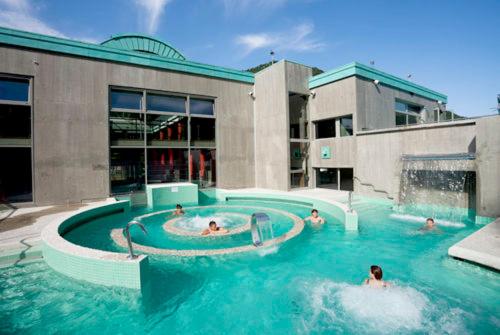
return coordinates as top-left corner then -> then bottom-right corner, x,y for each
0,199 -> 115,267
448,218 -> 500,271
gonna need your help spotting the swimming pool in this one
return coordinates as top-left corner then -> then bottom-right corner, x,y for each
1,198 -> 499,334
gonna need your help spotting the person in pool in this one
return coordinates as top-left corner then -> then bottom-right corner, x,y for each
364,265 -> 390,288
201,220 -> 228,235
305,209 -> 325,225
420,217 -> 437,231
172,204 -> 185,216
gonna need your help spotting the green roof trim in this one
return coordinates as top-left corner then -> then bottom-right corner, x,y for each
309,62 -> 447,103
101,34 -> 186,60
0,26 -> 254,84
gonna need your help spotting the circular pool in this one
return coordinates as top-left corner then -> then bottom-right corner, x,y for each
111,205 -> 305,256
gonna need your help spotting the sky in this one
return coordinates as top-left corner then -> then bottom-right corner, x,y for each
0,0 -> 498,117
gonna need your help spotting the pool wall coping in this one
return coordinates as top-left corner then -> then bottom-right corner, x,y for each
41,199 -> 149,290
448,217 -> 500,271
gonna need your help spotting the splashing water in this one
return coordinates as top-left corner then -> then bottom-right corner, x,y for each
299,279 -> 470,335
389,213 -> 466,228
174,213 -> 246,232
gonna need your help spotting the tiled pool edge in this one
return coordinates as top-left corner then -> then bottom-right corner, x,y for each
41,200 -> 150,290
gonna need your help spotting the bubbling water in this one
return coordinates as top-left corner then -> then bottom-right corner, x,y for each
389,213 -> 466,228
298,279 -> 469,334
174,214 -> 246,232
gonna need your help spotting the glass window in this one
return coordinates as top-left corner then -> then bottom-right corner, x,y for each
407,114 -> 418,125
315,119 -> 335,139
146,115 -> 187,146
0,105 -> 31,143
109,112 -> 144,146
110,90 -> 142,110
395,101 -> 407,112
340,115 -> 353,136
147,94 -> 186,114
190,118 -> 215,147
395,112 -> 407,126
147,148 -> 188,184
190,149 -> 216,188
0,78 -> 29,102
110,149 -> 145,193
339,168 -> 353,191
190,98 -> 214,116
0,147 -> 32,202
289,93 -> 308,139
290,142 -> 308,173
291,172 -> 307,188
317,168 -> 338,189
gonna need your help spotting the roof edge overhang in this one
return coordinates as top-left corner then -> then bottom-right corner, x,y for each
309,62 -> 447,103
0,26 -> 254,84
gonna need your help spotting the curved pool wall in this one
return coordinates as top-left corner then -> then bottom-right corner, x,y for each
41,184 -> 358,290
41,200 -> 149,290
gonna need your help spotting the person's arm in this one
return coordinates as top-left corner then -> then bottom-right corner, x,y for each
363,278 -> 369,285
201,229 -> 210,236
320,217 -> 325,224
304,216 -> 311,222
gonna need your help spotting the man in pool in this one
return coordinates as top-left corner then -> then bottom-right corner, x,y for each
172,204 -> 185,216
420,218 -> 437,231
305,209 -> 325,225
201,220 -> 228,235
363,265 -> 390,288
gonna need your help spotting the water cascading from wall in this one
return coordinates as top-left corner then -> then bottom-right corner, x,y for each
397,154 -> 476,224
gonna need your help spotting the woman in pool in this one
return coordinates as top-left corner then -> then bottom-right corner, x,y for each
201,220 -> 228,235
364,265 -> 390,288
305,209 -> 325,224
172,204 -> 185,216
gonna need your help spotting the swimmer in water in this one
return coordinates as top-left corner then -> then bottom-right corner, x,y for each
364,265 -> 390,288
172,204 -> 185,216
201,220 -> 228,235
305,209 -> 325,225
420,217 -> 437,231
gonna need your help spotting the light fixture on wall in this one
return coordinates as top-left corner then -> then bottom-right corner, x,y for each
310,91 -> 316,98
248,90 -> 255,99
373,79 -> 380,85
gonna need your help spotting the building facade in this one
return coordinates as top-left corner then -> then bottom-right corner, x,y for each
0,27 -> 498,217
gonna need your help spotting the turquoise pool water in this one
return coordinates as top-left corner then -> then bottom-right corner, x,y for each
1,198 -> 499,334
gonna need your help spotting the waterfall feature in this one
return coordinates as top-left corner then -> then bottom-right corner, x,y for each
397,153 -> 476,224
251,213 -> 274,246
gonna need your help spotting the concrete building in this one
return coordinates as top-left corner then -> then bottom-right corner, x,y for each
0,27 -> 498,217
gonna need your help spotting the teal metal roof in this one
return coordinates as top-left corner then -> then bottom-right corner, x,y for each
101,34 -> 186,60
309,62 -> 447,103
0,26 -> 254,84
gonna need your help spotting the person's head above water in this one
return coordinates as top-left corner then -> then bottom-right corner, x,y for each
176,204 -> 182,209
311,209 -> 319,218
209,220 -> 217,230
370,265 -> 383,280
426,218 -> 435,227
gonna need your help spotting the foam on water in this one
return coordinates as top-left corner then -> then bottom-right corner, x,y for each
175,214 -> 241,231
257,245 -> 279,256
389,213 -> 466,228
299,279 -> 470,334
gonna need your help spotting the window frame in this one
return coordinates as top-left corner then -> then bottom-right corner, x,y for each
0,74 -> 34,203
395,100 -> 422,126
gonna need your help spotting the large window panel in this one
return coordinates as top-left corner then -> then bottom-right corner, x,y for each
190,149 -> 216,188
190,118 -> 215,147
109,112 -> 144,146
0,105 -> 31,145
190,98 -> 214,116
317,168 -> 338,189
0,78 -> 29,102
110,149 -> 145,193
315,119 -> 335,139
340,115 -> 353,136
147,148 -> 188,183
111,90 -> 142,110
147,94 -> 186,114
289,93 -> 308,139
146,114 -> 187,146
0,148 -> 32,202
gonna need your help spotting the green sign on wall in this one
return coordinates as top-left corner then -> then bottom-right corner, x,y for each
321,146 -> 331,159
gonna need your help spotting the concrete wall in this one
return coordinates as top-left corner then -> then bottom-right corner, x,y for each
354,121 -> 477,200
475,116 -> 500,217
355,77 -> 441,131
311,137 -> 356,168
309,76 -> 357,122
253,61 -> 312,191
0,46 -> 255,205
254,62 -> 289,190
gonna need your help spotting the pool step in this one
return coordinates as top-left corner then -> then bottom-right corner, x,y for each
0,243 -> 43,268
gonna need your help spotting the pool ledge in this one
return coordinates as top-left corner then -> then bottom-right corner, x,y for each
41,200 -> 149,290
448,217 -> 500,271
